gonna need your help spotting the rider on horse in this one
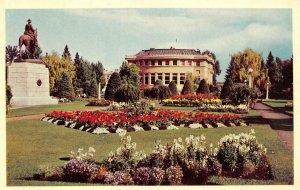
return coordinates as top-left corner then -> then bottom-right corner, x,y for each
24,19 -> 35,41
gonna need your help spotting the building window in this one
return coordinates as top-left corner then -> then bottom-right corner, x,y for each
165,60 -> 169,66
158,60 -> 162,66
196,61 -> 200,67
151,60 -> 155,66
145,60 -> 148,66
158,73 -> 162,81
181,60 -> 185,66
180,73 -> 185,84
188,61 -> 192,66
196,70 -> 200,74
173,73 -> 178,84
150,73 -> 155,85
145,73 -> 149,84
165,73 -> 170,84
173,60 -> 177,66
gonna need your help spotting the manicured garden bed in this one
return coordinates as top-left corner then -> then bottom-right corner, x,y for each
41,109 -> 247,134
6,118 -> 293,185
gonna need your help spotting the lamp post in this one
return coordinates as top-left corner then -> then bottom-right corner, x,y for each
266,82 -> 269,100
248,68 -> 253,88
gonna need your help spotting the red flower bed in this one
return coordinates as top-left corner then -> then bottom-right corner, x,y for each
46,109 -> 243,131
170,94 -> 218,101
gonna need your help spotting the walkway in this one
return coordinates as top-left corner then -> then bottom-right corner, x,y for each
254,102 -> 293,151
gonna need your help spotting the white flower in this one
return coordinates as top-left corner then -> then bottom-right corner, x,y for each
118,130 -> 127,138
250,129 -> 255,135
88,147 -> 96,153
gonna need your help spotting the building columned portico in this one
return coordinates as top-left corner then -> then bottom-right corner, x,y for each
125,47 -> 215,91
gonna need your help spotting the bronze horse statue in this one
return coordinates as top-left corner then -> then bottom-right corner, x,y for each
18,29 -> 38,59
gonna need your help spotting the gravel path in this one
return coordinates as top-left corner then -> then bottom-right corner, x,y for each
254,102 -> 293,151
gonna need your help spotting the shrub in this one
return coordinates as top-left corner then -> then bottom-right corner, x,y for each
220,78 -> 233,99
6,85 -> 13,106
93,166 -> 107,183
115,83 -> 140,103
208,160 -> 222,176
132,167 -> 165,185
158,85 -> 171,102
182,161 -> 209,185
56,72 -> 76,101
216,130 -> 270,178
229,83 -> 251,105
197,79 -> 210,94
104,72 -> 122,101
102,132 -> 146,172
165,165 -> 183,185
181,80 -> 194,95
63,158 -> 96,182
104,171 -> 134,185
168,81 -> 178,96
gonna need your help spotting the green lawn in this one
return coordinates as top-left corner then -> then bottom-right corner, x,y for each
7,118 -> 293,185
7,101 -> 105,118
262,100 -> 293,116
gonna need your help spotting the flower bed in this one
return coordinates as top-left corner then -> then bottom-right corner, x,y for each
41,109 -> 247,135
194,104 -> 248,114
34,130 -> 273,185
162,94 -> 222,107
86,99 -> 112,106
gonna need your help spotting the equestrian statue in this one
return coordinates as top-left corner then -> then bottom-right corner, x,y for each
18,19 -> 38,59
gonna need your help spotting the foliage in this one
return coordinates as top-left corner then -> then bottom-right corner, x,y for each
165,165 -> 183,185
6,45 -> 19,63
104,171 -> 134,185
6,85 -> 13,106
42,52 -> 76,92
216,130 -> 270,177
69,147 -> 96,162
197,79 -> 210,94
63,158 -> 96,182
195,104 -> 248,114
181,80 -> 194,95
158,85 -> 171,102
132,167 -> 165,185
104,72 -> 122,101
225,48 -> 262,87
119,62 -> 140,87
87,78 -> 98,98
162,94 -> 221,107
62,45 -> 71,61
220,78 -> 233,99
91,61 -> 106,91
124,101 -> 155,116
202,50 -> 221,85
229,83 -> 251,105
102,131 -> 146,172
86,99 -> 111,106
168,81 -> 179,96
115,83 -> 140,103
56,72 -> 76,101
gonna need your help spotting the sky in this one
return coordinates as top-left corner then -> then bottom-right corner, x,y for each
6,9 -> 292,82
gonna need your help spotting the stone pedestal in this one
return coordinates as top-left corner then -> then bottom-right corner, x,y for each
7,61 -> 58,106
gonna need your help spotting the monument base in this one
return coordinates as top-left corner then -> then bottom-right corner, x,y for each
7,61 -> 58,106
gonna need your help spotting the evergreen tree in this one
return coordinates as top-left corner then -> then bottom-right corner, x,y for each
74,52 -> 80,66
168,81 -> 178,96
265,51 -> 274,69
220,78 -> 233,99
260,58 -> 265,70
62,45 -> 71,61
104,72 -> 122,100
88,77 -> 98,98
92,61 -> 106,90
154,79 -> 163,86
56,72 -> 75,101
196,79 -> 210,94
181,80 -> 194,94
268,58 -> 283,98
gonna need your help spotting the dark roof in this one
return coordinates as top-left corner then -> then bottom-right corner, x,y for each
135,48 -> 201,56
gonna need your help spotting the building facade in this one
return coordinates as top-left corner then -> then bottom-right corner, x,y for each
125,47 -> 215,91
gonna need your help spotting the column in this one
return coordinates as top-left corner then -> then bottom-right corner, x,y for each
162,72 -> 165,85
177,73 -> 180,85
155,72 -> 158,81
170,73 -> 173,82
143,73 -> 146,85
148,73 -> 151,85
